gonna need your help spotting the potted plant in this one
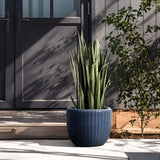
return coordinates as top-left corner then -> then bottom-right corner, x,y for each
67,33 -> 117,146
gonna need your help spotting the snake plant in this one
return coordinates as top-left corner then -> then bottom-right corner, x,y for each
70,33 -> 117,109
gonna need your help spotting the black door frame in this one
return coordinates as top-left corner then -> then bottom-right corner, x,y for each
15,0 -> 91,109
0,0 -> 14,109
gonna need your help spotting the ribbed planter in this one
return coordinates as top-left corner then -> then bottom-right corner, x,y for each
67,107 -> 112,147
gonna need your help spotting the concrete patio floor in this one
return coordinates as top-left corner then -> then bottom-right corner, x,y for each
0,139 -> 160,160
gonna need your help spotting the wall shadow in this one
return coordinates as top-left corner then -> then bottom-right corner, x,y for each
0,0 -> 159,110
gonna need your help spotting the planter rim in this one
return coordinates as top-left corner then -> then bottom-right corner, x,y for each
67,107 -> 112,112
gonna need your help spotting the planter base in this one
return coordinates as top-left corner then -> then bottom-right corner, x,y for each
67,107 -> 112,147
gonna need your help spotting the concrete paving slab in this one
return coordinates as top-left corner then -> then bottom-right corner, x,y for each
0,139 -> 159,160
0,140 -> 45,160
42,140 -> 127,160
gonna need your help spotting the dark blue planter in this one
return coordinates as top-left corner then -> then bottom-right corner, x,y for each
67,107 -> 112,147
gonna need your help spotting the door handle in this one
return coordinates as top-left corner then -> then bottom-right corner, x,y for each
0,18 -> 10,21
17,12 -> 31,32
17,13 -> 30,32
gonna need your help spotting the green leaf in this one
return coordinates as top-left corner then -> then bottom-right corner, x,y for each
100,62 -> 110,72
91,64 -> 95,96
70,53 -> 77,89
100,87 -> 107,109
79,84 -> 85,109
95,73 -> 101,109
70,96 -> 77,108
86,64 -> 90,87
90,90 -> 94,109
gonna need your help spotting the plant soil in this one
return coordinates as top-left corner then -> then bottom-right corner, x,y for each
110,130 -> 160,139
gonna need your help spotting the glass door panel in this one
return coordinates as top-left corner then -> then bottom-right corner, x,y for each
54,0 -> 80,17
0,0 -> 5,17
22,0 -> 80,18
23,0 -> 50,17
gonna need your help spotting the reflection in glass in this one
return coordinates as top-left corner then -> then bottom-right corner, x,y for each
0,0 -> 5,17
23,0 -> 50,18
23,0 -> 80,18
54,0 -> 80,17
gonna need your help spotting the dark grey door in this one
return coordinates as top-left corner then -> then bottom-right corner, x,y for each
0,0 -> 14,109
15,0 -> 89,108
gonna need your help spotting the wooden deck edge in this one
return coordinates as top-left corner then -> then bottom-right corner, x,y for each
0,123 -> 67,127
0,124 -> 159,140
0,124 -> 69,139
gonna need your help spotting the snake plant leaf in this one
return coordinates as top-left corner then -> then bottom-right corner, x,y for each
95,73 -> 101,109
100,89 -> 106,109
92,42 -> 96,62
99,51 -> 102,71
91,64 -> 95,96
100,81 -> 111,109
70,53 -> 77,89
90,90 -> 94,109
103,69 -> 108,91
95,55 -> 99,77
80,84 -> 85,109
100,62 -> 110,72
93,41 -> 101,78
86,64 -> 90,87
79,39 -> 87,98
95,40 -> 101,56
102,51 -> 108,65
76,58 -> 80,108
70,96 -> 77,108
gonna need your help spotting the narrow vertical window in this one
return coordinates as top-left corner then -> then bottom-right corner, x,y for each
0,0 -> 5,17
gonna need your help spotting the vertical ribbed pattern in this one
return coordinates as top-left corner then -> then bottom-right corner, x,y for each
94,111 -> 98,145
67,107 -> 112,147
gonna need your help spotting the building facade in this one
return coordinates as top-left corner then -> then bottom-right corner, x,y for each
0,0 -> 159,110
